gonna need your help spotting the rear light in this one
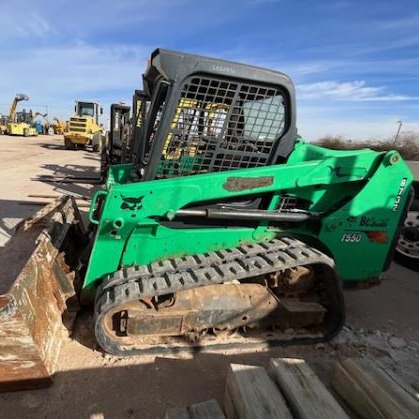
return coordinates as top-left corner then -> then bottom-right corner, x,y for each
366,231 -> 388,243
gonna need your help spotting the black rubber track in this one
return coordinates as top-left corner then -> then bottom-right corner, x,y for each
94,237 -> 345,356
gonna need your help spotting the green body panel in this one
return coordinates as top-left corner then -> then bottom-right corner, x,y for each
83,140 -> 413,298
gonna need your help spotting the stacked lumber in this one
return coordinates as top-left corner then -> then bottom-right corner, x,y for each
332,358 -> 419,418
224,359 -> 348,419
165,357 -> 419,418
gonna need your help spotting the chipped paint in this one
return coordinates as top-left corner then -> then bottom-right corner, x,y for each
223,176 -> 274,192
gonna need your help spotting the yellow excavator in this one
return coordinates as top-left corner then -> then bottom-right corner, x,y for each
5,93 -> 38,137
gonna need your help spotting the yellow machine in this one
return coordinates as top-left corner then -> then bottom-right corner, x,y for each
52,117 -> 68,134
64,100 -> 105,151
5,94 -> 38,137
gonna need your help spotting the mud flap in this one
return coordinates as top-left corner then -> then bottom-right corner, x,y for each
0,196 -> 83,392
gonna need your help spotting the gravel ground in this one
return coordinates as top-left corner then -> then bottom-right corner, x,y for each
0,135 -> 418,419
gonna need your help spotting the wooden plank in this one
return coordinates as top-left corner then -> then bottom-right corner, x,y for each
332,362 -> 385,419
165,406 -> 190,419
189,399 -> 225,419
225,363 -> 292,419
224,386 -> 239,419
268,358 -> 349,419
373,358 -> 419,403
332,357 -> 419,419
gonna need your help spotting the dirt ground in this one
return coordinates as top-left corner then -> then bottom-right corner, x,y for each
0,134 -> 98,246
0,135 -> 418,419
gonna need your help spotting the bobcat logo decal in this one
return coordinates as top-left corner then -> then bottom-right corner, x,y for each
120,195 -> 144,211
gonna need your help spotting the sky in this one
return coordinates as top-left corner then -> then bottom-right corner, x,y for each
1,0 -> 419,141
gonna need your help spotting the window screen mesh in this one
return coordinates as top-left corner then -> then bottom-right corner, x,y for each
157,75 -> 286,178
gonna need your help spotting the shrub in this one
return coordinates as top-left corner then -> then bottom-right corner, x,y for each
314,131 -> 419,160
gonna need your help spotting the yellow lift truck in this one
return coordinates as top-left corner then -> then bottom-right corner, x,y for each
4,94 -> 38,136
64,100 -> 106,152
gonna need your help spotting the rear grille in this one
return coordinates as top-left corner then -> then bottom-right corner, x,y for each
157,75 -> 286,178
69,117 -> 87,133
70,127 -> 87,133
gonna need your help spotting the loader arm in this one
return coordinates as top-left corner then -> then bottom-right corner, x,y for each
8,94 -> 29,122
84,141 -> 412,297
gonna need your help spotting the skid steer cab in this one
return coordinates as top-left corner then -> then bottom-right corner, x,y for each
64,100 -> 106,152
0,48 -> 414,391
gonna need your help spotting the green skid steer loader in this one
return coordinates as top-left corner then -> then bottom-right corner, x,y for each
0,49 -> 413,389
